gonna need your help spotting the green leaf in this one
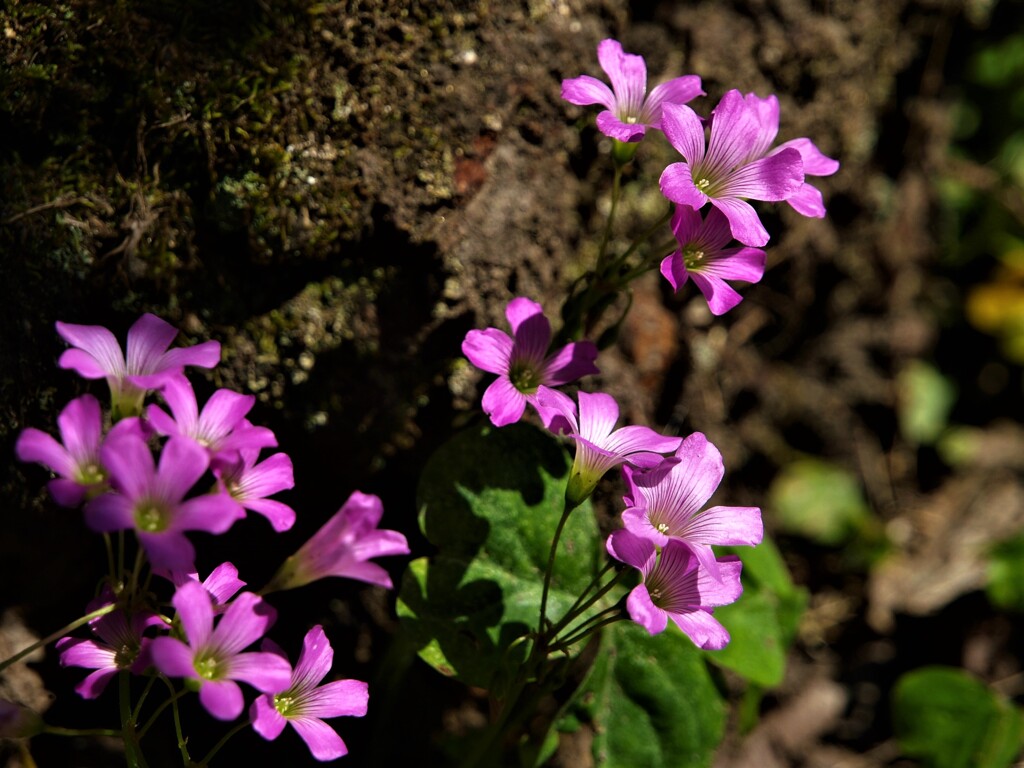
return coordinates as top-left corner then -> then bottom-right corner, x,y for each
987,534 -> 1024,612
768,459 -> 872,545
397,422 -> 601,690
897,361 -> 957,445
575,622 -> 725,768
893,666 -> 1024,768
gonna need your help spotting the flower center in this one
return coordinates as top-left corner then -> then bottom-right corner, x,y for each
509,361 -> 542,394
194,654 -> 220,681
274,692 -> 296,716
134,501 -> 169,533
655,522 -> 670,534
696,177 -> 711,190
624,115 -> 638,124
114,642 -> 138,669
683,249 -> 705,270
76,462 -> 107,486
649,587 -> 663,603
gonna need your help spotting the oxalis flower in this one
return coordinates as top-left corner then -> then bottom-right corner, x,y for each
607,530 -> 742,649
265,491 -> 409,593
251,625 -> 369,761
621,432 -> 762,579
536,388 -> 682,507
56,594 -> 164,699
147,377 -> 277,466
56,313 -> 220,420
660,205 -> 767,315
15,394 -> 144,507
561,38 -> 704,143
214,448 -> 296,533
659,89 -> 804,247
84,433 -> 244,572
149,582 -> 292,720
462,297 -> 599,427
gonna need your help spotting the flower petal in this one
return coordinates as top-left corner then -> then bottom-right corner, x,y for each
250,695 -> 288,740
541,340 -> 599,386
689,273 -> 744,316
644,76 -> 704,127
213,592 -> 277,656
199,679 -> 244,721
292,625 -> 333,692
302,679 -> 369,718
626,584 -> 668,635
56,321 -> 126,379
125,314 -> 178,376
230,651 -> 293,694
710,197 -> 770,248
462,328 -> 514,375
290,716 -> 350,760
172,581 -> 215,649
595,112 -> 647,142
661,102 -> 706,165
481,377 -> 527,427
560,74 -> 615,109
669,609 -> 731,649
15,428 -> 74,477
659,163 -> 709,210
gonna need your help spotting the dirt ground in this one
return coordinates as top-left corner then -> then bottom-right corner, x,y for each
2,0 -> 1023,766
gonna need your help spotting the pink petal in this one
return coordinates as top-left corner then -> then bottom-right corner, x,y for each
250,695 -> 288,740
243,498 -> 297,532
659,163 -> 709,210
689,273 -> 744,316
660,252 -> 688,293
149,636 -> 198,679
705,90 -> 764,174
698,246 -> 766,282
156,340 -> 221,373
213,592 -> 277,656
670,609 -> 731,649
172,582 -> 215,648
229,651 -> 293,694
290,716 -> 349,760
605,529 -> 656,575
596,112 -> 647,142
15,428 -> 74,477
722,148 -> 803,202
58,395 -> 103,467
575,391 -> 618,442
644,76 -> 705,127
203,563 -> 246,606
481,377 -> 527,427
785,182 -> 827,218
541,340 -> 599,386
626,584 -> 668,635
560,75 -> 615,109
302,679 -> 369,719
462,328 -> 514,375
661,103 -> 706,165
49,479 -> 88,507
330,561 -> 393,589
154,377 -> 200,435
83,492 -> 135,532
199,679 -> 244,721
604,425 -> 681,458
504,297 -> 545,335
201,389 -> 256,437
696,555 -> 744,606
512,312 -> 552,365
293,626 -> 333,692
125,314 -> 178,376
710,197 -> 770,248
100,433 -> 155,501
740,92 -> 780,158
774,137 -> 839,176
139,532 -> 196,571
74,668 -> 118,699
56,321 -> 126,379
58,638 -> 115,670
154,437 -> 210,503
175,493 -> 244,534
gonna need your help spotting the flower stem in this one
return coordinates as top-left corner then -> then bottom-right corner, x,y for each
595,164 -> 623,275
0,603 -> 117,674
119,671 -> 149,768
551,608 -> 625,653
200,718 -> 250,765
43,726 -> 122,738
538,498 -> 577,638
548,565 -> 626,640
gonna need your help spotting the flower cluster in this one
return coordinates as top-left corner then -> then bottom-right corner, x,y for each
14,314 -> 410,761
563,38 -> 838,313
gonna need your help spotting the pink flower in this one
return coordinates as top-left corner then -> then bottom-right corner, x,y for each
149,582 -> 291,721
659,90 -> 804,247
607,531 -> 741,649
660,206 -> 766,315
536,389 -> 681,505
147,377 -> 277,466
250,625 -> 369,761
561,39 -> 704,143
15,395 -> 144,507
156,561 -> 247,609
84,434 -> 244,571
462,297 -> 599,427
56,595 -> 164,699
265,491 -> 409,593
214,448 -> 296,532
621,432 -> 762,579
56,314 -> 220,419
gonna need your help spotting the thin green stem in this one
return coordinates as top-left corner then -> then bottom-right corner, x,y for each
605,207 -> 674,277
117,531 -> 126,585
200,718 -> 250,765
159,675 -> 191,765
43,725 -> 123,738
551,611 -> 625,653
138,686 -> 187,739
459,677 -> 529,768
538,499 -> 577,637
103,533 -> 116,583
120,671 -> 149,768
133,676 -> 158,722
0,603 -> 117,674
548,566 -> 627,640
126,547 -> 146,607
595,164 -> 623,274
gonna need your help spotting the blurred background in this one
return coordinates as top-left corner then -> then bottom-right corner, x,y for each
1,0 -> 1023,765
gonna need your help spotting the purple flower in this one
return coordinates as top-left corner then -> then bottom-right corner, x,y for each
660,206 -> 766,315
250,625 -> 369,761
56,596 -> 164,699
621,432 -> 762,579
147,377 -> 277,465
56,313 -> 221,419
462,297 -> 599,427
149,582 -> 292,720
740,92 -> 840,218
537,389 -> 682,506
84,434 -> 244,571
15,395 -> 143,507
659,90 -> 804,247
607,531 -> 741,649
265,491 -> 409,593
214,448 -> 296,532
561,39 -> 704,143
